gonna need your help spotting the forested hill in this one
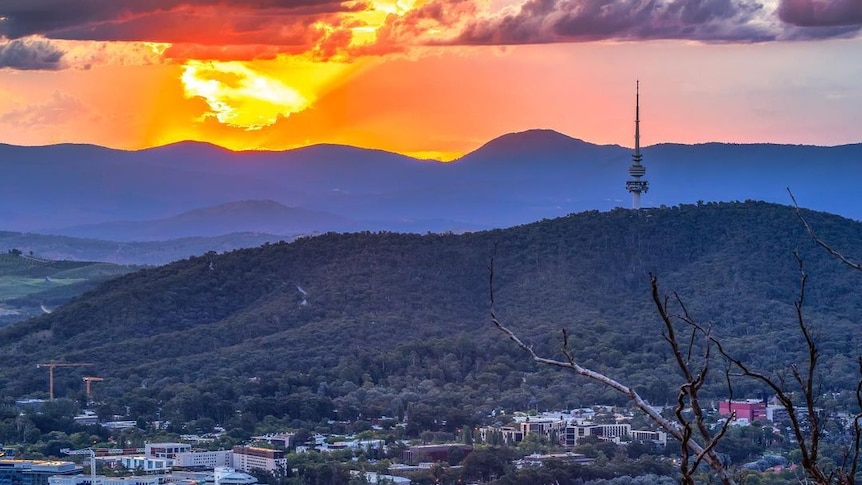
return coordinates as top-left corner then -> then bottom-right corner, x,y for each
1,201 -> 861,429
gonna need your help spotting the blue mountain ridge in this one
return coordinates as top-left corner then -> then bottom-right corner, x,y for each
1,129 -> 860,242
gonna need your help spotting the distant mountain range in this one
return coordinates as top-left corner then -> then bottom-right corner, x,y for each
1,130 -> 861,262
56,200 -> 358,241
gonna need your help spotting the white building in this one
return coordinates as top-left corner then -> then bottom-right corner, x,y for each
251,433 -> 294,449
564,424 -> 631,446
174,450 -> 233,470
364,472 -> 411,485
145,443 -> 192,460
49,476 -> 160,485
211,468 -> 257,485
117,456 -> 171,474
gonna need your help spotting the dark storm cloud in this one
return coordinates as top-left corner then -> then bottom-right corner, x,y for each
0,38 -> 65,70
778,0 -> 862,27
0,0 -> 362,41
454,0 -> 861,45
0,0 -> 859,69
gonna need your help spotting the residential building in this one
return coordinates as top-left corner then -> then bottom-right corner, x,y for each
231,447 -> 285,474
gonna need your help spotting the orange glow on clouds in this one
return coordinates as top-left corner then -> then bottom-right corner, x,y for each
1,1 -> 861,159
181,61 -> 309,129
176,0 -> 425,132
180,56 -> 365,131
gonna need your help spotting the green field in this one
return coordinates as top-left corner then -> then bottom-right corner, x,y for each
0,275 -> 87,301
0,253 -> 135,323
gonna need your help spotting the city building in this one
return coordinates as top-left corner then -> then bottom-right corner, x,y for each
49,475 -> 160,485
173,451 -> 233,470
13,400 -> 46,414
563,424 -> 667,447
630,430 -> 668,446
401,445 -> 472,465
0,459 -> 80,485
719,399 -> 767,423
116,457 -> 170,475
519,453 -> 596,467
145,444 -> 192,461
517,417 -> 568,440
477,426 -> 523,446
101,422 -> 136,431
250,434 -> 294,449
231,447 -> 285,474
210,468 -> 257,485
73,412 -> 99,426
363,472 -> 410,485
564,424 -> 632,447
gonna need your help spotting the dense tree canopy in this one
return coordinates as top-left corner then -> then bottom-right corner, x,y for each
0,201 -> 860,441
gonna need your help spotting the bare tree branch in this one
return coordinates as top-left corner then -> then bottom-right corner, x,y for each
490,190 -> 862,485
789,188 -> 862,271
488,257 -> 738,485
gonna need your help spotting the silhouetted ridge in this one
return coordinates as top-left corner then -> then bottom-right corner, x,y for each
456,129 -> 606,166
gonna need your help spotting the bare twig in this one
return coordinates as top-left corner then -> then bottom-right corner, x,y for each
788,188 -> 862,271
489,258 -> 737,485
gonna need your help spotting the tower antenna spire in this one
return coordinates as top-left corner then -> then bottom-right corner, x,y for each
635,80 -> 640,157
626,80 -> 648,209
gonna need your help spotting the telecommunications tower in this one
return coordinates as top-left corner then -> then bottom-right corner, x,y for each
625,81 -> 648,209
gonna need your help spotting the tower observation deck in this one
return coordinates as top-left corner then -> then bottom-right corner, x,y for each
626,81 -> 648,209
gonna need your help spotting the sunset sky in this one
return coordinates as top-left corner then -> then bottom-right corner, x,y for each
0,0 -> 860,160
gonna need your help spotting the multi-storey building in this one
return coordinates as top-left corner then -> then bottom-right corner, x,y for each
477,426 -> 523,446
231,447 -> 285,474
401,445 -> 471,465
0,460 -> 80,485
174,451 -> 233,470
251,434 -> 294,449
564,424 -> 632,447
719,400 -> 767,423
517,418 -> 568,440
116,457 -> 171,475
49,475 -> 160,485
210,468 -> 257,485
630,430 -> 668,446
144,444 -> 191,461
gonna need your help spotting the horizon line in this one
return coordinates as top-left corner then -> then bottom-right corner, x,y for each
2,129 -> 861,162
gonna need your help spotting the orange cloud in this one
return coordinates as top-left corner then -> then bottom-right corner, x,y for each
3,0 -> 861,69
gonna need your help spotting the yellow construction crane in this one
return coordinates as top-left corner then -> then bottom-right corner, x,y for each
82,377 -> 104,400
36,362 -> 93,400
